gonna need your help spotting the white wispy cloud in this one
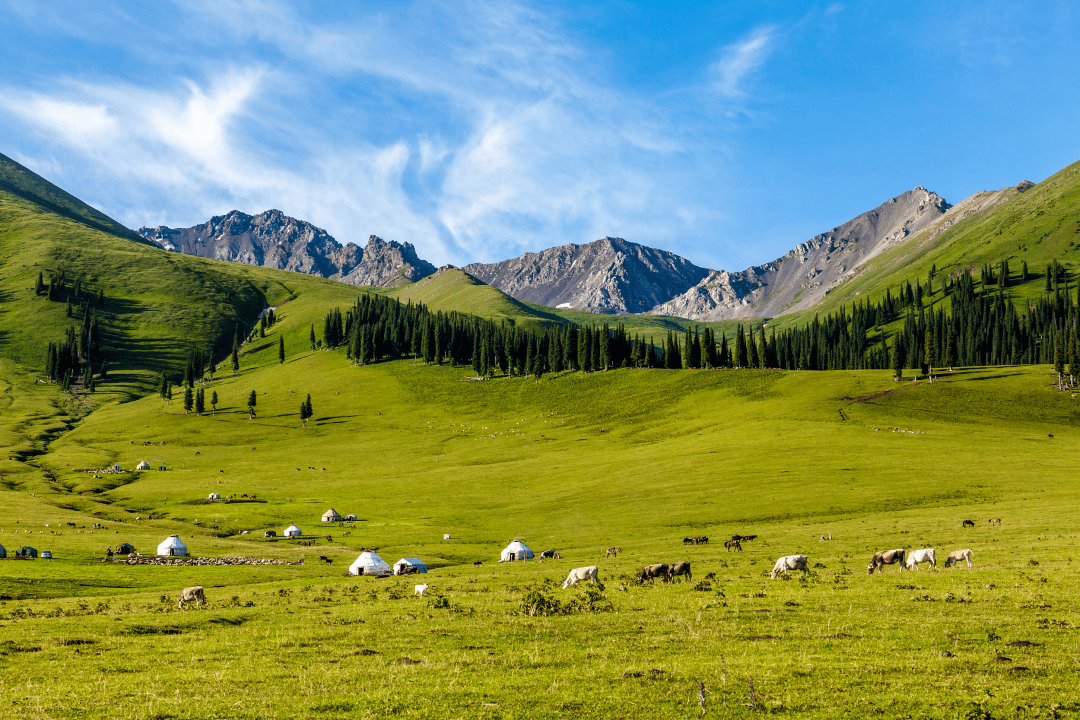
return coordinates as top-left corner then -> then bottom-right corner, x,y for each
0,0 -> 774,267
711,26 -> 777,99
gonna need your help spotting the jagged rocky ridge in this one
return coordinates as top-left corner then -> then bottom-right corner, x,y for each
653,187 -> 951,320
463,237 -> 710,313
138,210 -> 434,288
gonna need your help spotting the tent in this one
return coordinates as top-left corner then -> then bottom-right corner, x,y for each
157,535 -> 188,557
284,524 -> 302,538
116,543 -> 136,555
321,508 -> 342,523
499,541 -> 533,563
0,543 -> 6,558
349,550 -> 391,576
208,492 -> 221,500
135,461 -> 151,470
16,546 -> 38,558
393,558 -> 428,575
344,514 -> 357,521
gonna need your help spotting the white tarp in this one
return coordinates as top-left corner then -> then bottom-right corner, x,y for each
499,541 -> 533,563
349,550 -> 391,576
157,535 -> 188,557
393,558 -> 428,575
284,524 -> 302,537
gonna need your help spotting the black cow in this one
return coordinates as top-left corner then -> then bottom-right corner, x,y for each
962,519 -> 975,528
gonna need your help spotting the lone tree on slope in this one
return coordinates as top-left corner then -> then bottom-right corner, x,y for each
247,390 -> 257,419
278,334 -> 285,364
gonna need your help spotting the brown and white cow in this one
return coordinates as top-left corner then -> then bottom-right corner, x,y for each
944,549 -> 974,568
867,549 -> 906,574
178,586 -> 206,609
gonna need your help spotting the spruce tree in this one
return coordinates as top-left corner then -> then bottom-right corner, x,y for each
231,337 -> 240,374
278,334 -> 285,364
166,381 -> 173,404
891,336 -> 903,381
211,390 -> 218,416
195,387 -> 205,415
305,394 -> 312,422
310,324 -> 316,351
158,372 -> 168,401
183,386 -> 194,414
66,295 -> 73,317
1054,331 -> 1064,387
35,271 -> 44,296
923,330 -> 934,381
247,390 -> 257,419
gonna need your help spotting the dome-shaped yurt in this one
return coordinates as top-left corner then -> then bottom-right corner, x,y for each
321,508 -> 342,523
284,524 -> 302,538
499,540 -> 533,563
344,514 -> 357,521
349,550 -> 391,576
208,492 -> 221,500
135,461 -> 151,470
157,535 -> 188,557
393,558 -> 428,575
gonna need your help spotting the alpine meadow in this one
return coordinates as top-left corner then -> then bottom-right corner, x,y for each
4,5 -> 1080,717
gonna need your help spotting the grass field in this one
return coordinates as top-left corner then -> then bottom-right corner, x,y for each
2,318 -> 1079,717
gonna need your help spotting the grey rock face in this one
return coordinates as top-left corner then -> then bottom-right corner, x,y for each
138,211 -> 434,288
464,236 -> 710,313
653,187 -> 951,320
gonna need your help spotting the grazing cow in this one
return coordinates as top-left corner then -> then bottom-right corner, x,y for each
696,536 -> 709,545
605,547 -> 622,558
905,548 -> 936,570
724,539 -> 742,552
683,537 -> 694,545
562,566 -> 599,589
414,583 -> 429,597
944,549 -> 974,568
867,549 -> 906,575
539,549 -> 561,560
962,520 -> 975,528
178,586 -> 206,609
988,518 -> 1001,526
770,555 -> 809,579
638,563 -> 670,584
743,535 -> 758,542
318,556 -> 333,565
668,561 -> 692,583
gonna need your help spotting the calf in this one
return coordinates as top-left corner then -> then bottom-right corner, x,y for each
178,586 -> 206,609
562,566 -> 599,589
669,561 -> 692,583
988,518 -> 1001,526
770,555 -> 809,579
867,549 -> 906,575
905,548 -> 936,571
414,583 -> 429,597
944,549 -> 974,568
638,563 -> 670,584
962,519 -> 975,528
318,556 -> 333,565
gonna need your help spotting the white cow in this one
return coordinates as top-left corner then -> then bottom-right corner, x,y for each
905,548 -> 936,570
414,583 -> 429,597
770,555 -> 809,579
562,566 -> 599,589
944,549 -> 974,568
178,586 -> 205,609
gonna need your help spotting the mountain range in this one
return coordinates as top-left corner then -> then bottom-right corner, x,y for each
138,186 -> 954,321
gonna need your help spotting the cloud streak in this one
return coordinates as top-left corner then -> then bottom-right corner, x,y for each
711,25 -> 777,99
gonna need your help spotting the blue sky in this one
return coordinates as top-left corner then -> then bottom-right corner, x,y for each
2,1 -> 1078,271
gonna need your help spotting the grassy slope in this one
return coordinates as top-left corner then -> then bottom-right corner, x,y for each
771,160 -> 1080,330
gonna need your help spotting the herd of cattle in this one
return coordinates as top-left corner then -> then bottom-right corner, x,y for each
175,528 -> 982,608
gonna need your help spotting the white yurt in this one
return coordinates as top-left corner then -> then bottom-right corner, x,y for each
135,461 -> 150,470
157,534 -> 188,557
208,492 -> 221,500
344,514 -> 357,521
0,542 -> 6,558
349,550 -> 391,576
499,540 -> 533,563
393,558 -> 428,575
284,524 -> 302,538
321,508 -> 342,523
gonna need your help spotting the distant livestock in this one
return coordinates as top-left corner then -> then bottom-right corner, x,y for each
605,547 -> 622,558
988,518 -> 1001,525
962,520 -> 975,528
638,563 -> 670,584
539,549 -> 562,560
905,548 -> 936,571
414,583 -> 429,597
944,549 -> 974,568
770,555 -> 809,579
178,586 -> 206,609
724,539 -> 742,552
562,566 -> 599,589
668,561 -> 692,583
868,549 -> 906,575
